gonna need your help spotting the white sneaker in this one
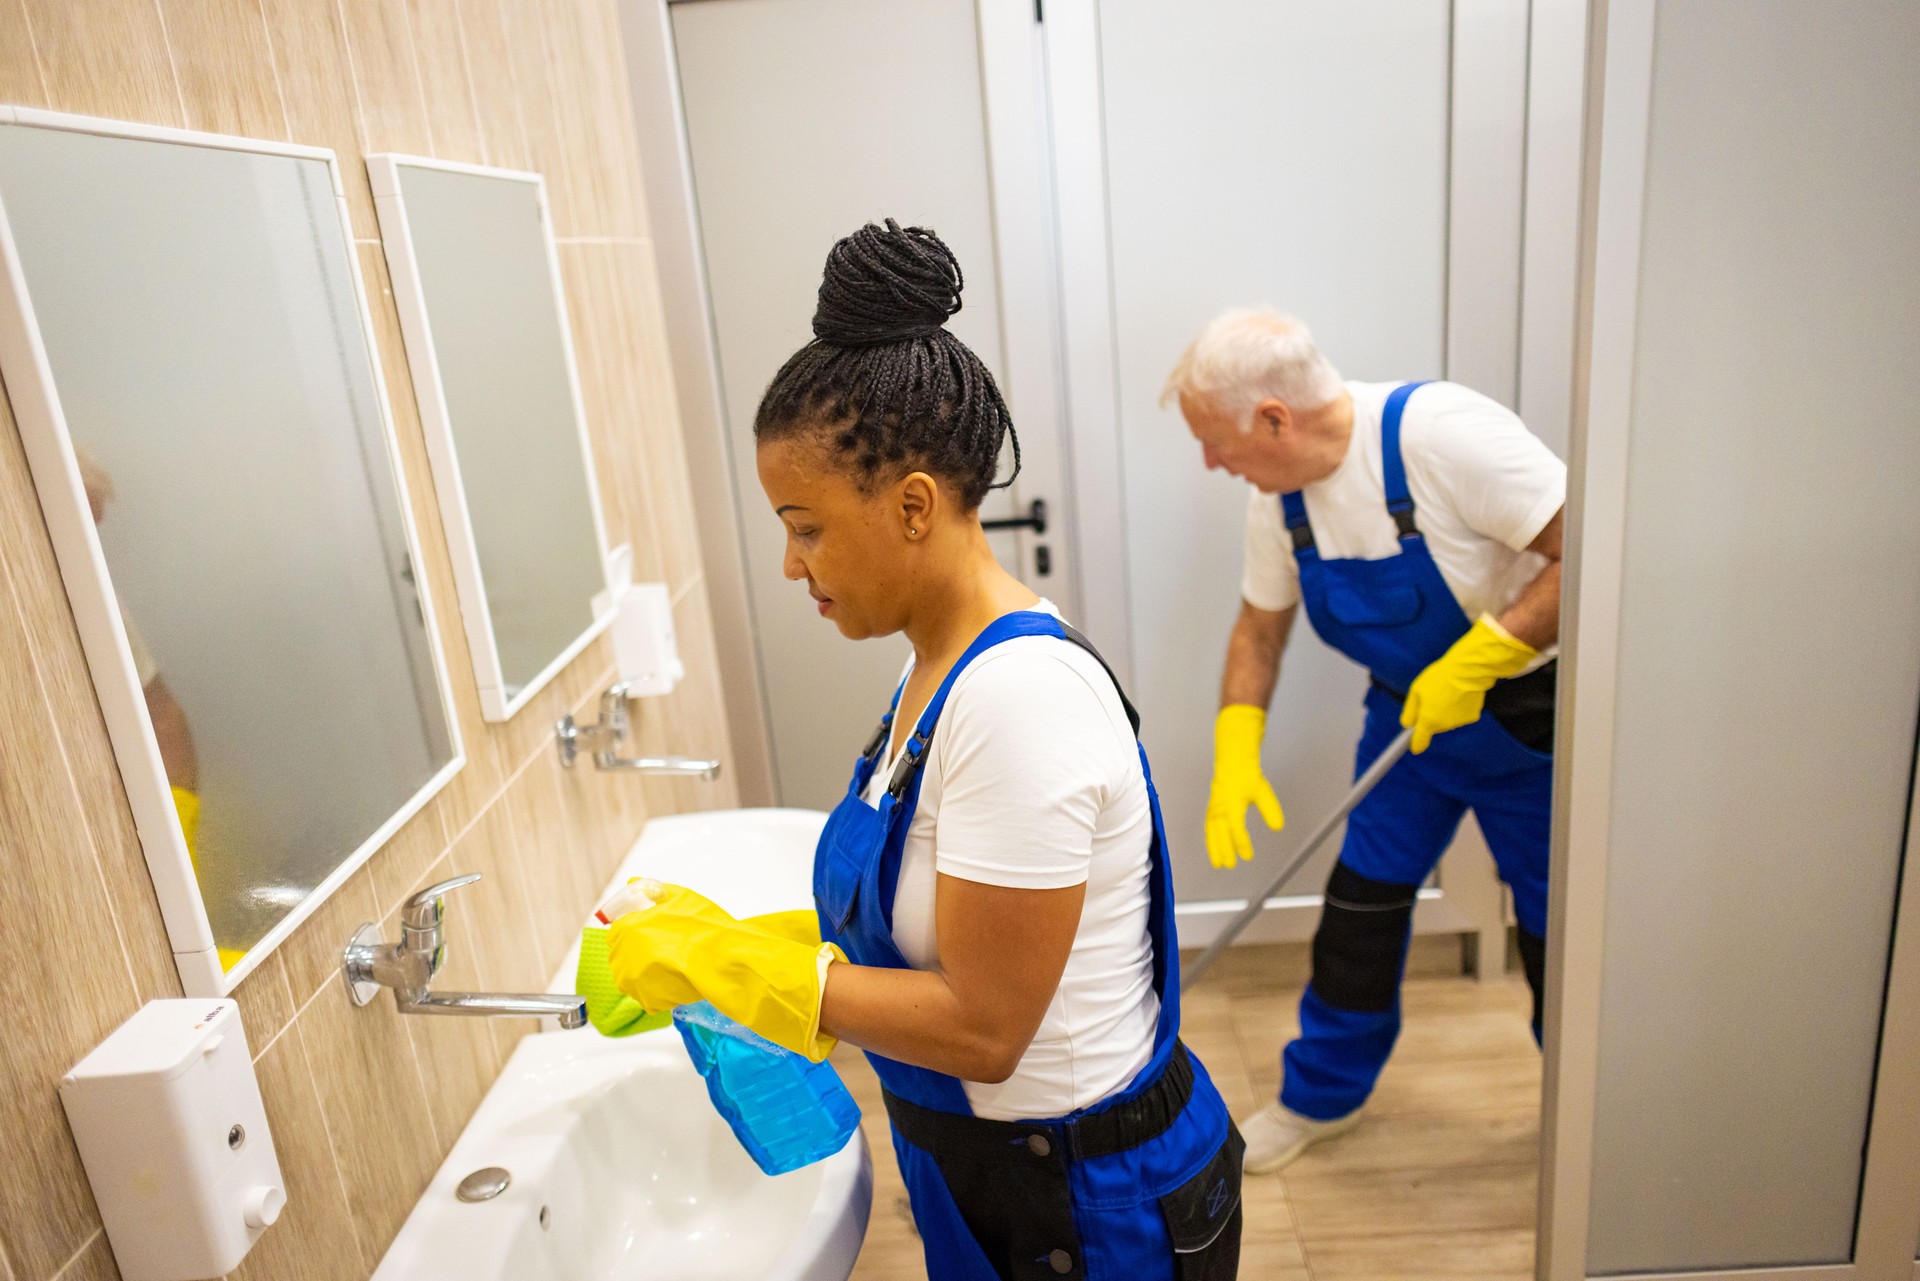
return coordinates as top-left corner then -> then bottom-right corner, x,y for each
1238,1100 -> 1363,1173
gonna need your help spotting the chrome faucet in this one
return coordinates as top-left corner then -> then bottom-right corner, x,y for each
341,874 -> 588,1029
555,682 -> 722,777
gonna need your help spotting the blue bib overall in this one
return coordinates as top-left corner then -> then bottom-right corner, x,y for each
1277,382 -> 1555,1122
815,611 -> 1243,1281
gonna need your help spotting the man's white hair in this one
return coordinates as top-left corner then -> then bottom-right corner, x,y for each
1161,308 -> 1344,425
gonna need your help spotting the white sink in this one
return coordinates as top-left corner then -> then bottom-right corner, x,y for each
553,808 -> 831,981
375,809 -> 870,1281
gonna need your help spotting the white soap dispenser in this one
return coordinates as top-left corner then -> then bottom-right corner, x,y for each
60,999 -> 286,1281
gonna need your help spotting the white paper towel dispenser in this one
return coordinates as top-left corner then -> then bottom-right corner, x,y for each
60,999 -> 285,1280
610,581 -> 685,696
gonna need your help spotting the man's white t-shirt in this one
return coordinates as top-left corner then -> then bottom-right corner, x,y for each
862,601 -> 1159,1122
1242,381 -> 1566,629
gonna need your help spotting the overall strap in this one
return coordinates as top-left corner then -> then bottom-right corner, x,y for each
881,611 -> 1067,800
1056,622 -> 1141,736
857,677 -> 910,766
1381,380 -> 1431,539
1280,489 -> 1314,552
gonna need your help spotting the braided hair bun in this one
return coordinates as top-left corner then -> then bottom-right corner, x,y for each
812,220 -> 964,347
755,219 -> 1019,511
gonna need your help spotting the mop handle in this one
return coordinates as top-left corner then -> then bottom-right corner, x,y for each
1180,726 -> 1415,992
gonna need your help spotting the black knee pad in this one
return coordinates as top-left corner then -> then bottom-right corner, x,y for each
1516,926 -> 1547,1031
1309,863 -> 1419,1013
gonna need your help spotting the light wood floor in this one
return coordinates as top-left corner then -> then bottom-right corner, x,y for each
837,935 -> 1540,1281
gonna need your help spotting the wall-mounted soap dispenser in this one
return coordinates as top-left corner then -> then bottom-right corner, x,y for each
60,999 -> 285,1281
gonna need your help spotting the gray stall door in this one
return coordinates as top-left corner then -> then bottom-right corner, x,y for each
671,0 -> 1061,809
1547,2 -> 1920,1274
1084,0 -> 1525,923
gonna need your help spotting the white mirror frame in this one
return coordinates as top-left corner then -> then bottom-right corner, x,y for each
0,107 -> 467,998
366,155 -> 617,723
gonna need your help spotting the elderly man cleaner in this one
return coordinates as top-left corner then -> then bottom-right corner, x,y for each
1170,309 -> 1564,1172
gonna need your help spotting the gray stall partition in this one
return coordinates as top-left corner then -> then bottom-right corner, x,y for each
1583,1 -> 1920,1271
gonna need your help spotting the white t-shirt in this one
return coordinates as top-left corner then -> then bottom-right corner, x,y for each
1241,380 -> 1566,627
862,601 -> 1159,1121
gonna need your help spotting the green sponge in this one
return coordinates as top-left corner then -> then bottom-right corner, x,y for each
576,925 -> 670,1037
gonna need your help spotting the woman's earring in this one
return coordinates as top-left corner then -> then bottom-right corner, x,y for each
907,526 -> 918,537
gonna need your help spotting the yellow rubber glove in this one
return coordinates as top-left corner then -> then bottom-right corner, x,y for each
1206,705 -> 1285,869
606,883 -> 845,1063
1401,615 -> 1539,753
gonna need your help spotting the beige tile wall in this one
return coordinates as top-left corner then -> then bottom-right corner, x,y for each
0,3 -> 738,1279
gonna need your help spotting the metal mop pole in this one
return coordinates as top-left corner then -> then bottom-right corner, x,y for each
1180,726 -> 1414,992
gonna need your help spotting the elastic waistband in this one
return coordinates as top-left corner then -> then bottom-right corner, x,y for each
883,1042 -> 1195,1165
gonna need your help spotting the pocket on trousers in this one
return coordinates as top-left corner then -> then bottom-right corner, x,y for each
1159,1125 -> 1245,1280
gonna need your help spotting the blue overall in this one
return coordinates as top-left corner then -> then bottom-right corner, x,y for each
1277,382 -> 1555,1122
815,611 -> 1242,1281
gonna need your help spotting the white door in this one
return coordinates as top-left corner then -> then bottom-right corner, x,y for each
669,0 -> 1074,810
1043,0 -> 1529,945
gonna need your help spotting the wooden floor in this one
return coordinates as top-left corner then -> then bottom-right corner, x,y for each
837,935 -> 1540,1281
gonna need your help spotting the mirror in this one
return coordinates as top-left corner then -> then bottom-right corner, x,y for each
0,109 -> 462,995
368,156 -> 614,721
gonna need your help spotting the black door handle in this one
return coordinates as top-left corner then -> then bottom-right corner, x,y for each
981,498 -> 1047,535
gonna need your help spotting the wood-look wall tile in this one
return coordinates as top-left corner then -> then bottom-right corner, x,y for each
604,583 -> 735,820
0,570 -> 132,1279
0,8 -> 730,1280
359,795 -> 446,922
159,0 -> 290,140
18,0 -> 184,126
550,734 -> 640,898
0,399 -> 180,1005
335,0 -> 432,156
504,752 -> 607,979
257,0 -> 375,235
403,0 -> 483,164
433,775 -> 548,994
228,1021 -> 363,1281
612,244 -> 704,593
485,636 -> 615,787
666,584 -> 739,809
451,0 -> 529,170
48,1231 -> 120,1281
296,980 -> 444,1273
276,864 -> 380,1007
231,947 -> 295,1061
400,816 -> 522,1149
555,242 -> 643,566
539,0 -> 648,239
0,0 -> 50,107
494,0 -> 573,231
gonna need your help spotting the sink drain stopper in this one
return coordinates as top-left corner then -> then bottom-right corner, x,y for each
455,1167 -> 512,1203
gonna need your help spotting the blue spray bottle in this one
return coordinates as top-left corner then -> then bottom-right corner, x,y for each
595,880 -> 861,1176
672,1001 -> 862,1176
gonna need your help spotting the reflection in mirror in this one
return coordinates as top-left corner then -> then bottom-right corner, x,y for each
370,157 -> 613,720
0,113 -> 460,991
